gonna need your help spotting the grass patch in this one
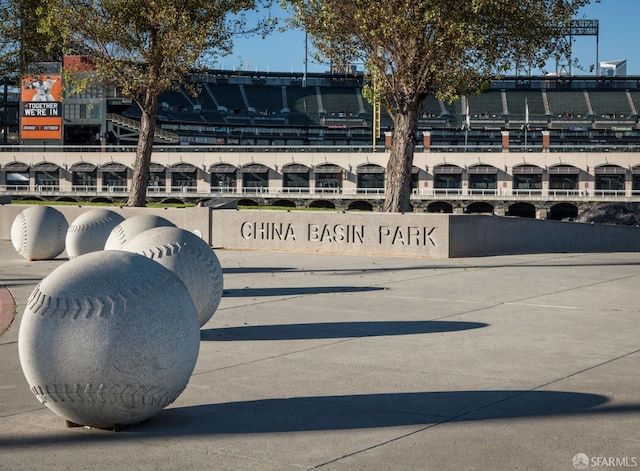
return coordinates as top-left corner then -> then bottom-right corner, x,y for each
10,200 -> 196,209
237,205 -> 340,211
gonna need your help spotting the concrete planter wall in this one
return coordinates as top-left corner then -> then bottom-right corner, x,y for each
3,205 -> 640,258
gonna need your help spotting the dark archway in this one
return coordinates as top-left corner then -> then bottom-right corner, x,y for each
55,196 -> 79,203
238,199 -> 259,207
466,202 -> 494,214
19,195 -> 44,202
548,203 -> 578,221
271,199 -> 296,208
426,201 -> 453,213
308,200 -> 336,209
507,202 -> 536,218
160,198 -> 185,205
89,197 -> 115,204
347,200 -> 374,211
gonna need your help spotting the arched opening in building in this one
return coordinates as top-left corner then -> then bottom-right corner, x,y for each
433,164 -> 463,194
19,195 -> 44,201
426,201 -> 453,213
4,161 -> 30,187
466,202 -> 494,214
240,163 -> 269,192
548,203 -> 578,220
594,165 -> 625,195
512,164 -> 543,194
281,163 -> 310,193
467,164 -> 498,194
148,163 -> 167,192
356,164 -> 385,194
308,200 -> 336,209
69,162 -> 97,191
347,200 -> 374,211
314,163 -> 343,193
90,197 -> 114,204
100,162 -> 129,192
548,165 -> 579,193
507,202 -> 536,218
271,199 -> 296,208
33,162 -> 61,190
160,198 -> 185,205
170,163 -> 198,193
56,196 -> 78,203
209,163 -> 237,192
238,198 -> 259,207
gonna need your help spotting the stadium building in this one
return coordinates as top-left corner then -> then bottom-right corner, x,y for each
2,64 -> 640,219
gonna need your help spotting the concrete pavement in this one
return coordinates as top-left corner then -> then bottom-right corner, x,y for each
0,240 -> 639,470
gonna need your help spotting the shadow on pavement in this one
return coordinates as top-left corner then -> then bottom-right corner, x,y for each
201,320 -> 488,341
2,390 -> 637,447
222,286 -> 385,297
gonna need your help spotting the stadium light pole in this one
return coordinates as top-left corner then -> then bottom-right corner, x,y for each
303,29 -> 308,88
464,100 -> 470,151
2,77 -> 7,145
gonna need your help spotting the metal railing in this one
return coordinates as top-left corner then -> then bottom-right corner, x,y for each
2,142 -> 640,154
6,183 -> 640,204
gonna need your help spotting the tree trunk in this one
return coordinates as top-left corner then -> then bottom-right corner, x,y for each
383,101 -> 420,212
126,92 -> 158,207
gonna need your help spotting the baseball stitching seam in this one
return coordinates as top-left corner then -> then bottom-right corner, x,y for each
18,213 -> 27,256
67,216 -> 120,233
30,383 -> 179,407
26,268 -> 183,319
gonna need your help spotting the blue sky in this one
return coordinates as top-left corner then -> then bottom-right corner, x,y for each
223,0 -> 639,76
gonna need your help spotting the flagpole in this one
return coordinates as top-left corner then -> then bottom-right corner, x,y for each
465,101 -> 470,151
524,98 -> 529,149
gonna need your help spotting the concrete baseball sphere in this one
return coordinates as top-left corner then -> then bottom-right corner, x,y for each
18,250 -> 200,429
11,206 -> 68,261
104,214 -> 175,250
122,227 -> 223,327
65,209 -> 125,259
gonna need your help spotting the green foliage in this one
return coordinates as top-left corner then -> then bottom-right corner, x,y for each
12,199 -> 196,208
0,0 -> 61,80
37,0 -> 275,207
284,0 -> 594,113
283,0 -> 595,212
44,0 -> 275,110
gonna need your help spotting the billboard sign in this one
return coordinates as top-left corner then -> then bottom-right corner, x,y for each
20,74 -> 63,140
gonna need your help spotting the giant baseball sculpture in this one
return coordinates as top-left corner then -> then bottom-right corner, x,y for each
122,226 -> 224,327
65,209 -> 125,259
18,250 -> 200,430
11,206 -> 68,261
104,214 -> 175,251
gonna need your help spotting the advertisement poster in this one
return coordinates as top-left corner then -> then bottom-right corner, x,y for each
20,74 -> 63,140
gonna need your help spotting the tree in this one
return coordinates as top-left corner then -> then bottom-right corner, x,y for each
47,0 -> 273,206
284,0 -> 594,212
0,0 -> 60,79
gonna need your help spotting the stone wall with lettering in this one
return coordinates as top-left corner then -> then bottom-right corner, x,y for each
212,210 -> 640,258
4,205 -> 640,258
212,210 -> 450,258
